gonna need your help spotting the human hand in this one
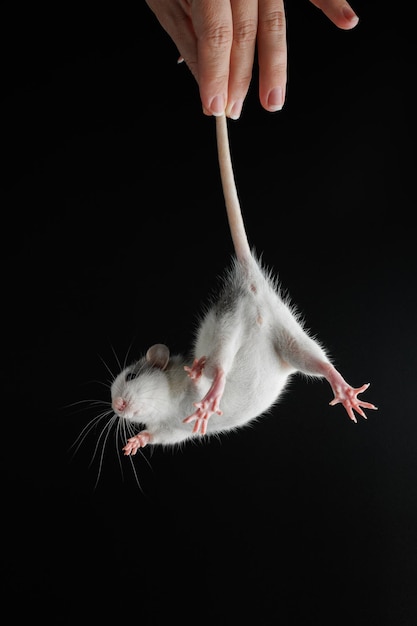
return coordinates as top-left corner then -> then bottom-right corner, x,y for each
145,0 -> 359,119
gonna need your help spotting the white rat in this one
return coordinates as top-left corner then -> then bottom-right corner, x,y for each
112,114 -> 377,455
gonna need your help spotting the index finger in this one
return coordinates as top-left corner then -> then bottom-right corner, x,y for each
190,0 -> 234,115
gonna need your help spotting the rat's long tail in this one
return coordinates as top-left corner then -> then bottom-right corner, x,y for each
215,114 -> 252,263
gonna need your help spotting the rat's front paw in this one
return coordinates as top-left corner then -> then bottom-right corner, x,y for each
330,382 -> 378,423
123,431 -> 152,455
184,356 -> 207,381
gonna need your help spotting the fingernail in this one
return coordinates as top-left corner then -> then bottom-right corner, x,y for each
342,6 -> 359,25
209,94 -> 226,116
267,87 -> 283,112
227,99 -> 243,121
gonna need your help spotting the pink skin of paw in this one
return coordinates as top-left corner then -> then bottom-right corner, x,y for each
184,358 -> 226,435
184,356 -> 207,381
123,431 -> 152,456
326,367 -> 378,423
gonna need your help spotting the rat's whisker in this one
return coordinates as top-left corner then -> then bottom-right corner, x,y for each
92,379 -> 115,390
92,415 -> 118,490
112,419 -> 140,491
69,409 -> 114,458
89,413 -> 118,469
127,454 -> 145,492
109,343 -> 123,374
64,398 -> 110,412
98,353 -> 118,385
114,418 -> 127,479
122,337 -> 137,371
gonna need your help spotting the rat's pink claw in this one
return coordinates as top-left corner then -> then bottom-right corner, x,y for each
123,431 -> 152,455
184,356 -> 207,381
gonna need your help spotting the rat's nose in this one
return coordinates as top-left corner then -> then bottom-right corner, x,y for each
113,397 -> 127,412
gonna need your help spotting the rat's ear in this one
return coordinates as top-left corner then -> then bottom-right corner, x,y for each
146,344 -> 170,371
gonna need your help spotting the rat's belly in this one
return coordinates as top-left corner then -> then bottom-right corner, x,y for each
207,349 -> 292,432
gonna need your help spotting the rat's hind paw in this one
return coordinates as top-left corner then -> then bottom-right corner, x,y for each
183,367 -> 226,435
123,431 -> 152,455
329,382 -> 378,423
183,402 -> 222,436
184,356 -> 207,381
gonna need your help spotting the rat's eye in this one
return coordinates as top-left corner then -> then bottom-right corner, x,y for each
124,362 -> 142,382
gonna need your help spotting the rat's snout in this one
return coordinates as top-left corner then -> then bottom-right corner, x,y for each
112,396 -> 127,413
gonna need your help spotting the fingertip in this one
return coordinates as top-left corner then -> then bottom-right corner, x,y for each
202,94 -> 227,117
316,2 -> 359,30
265,87 -> 284,113
332,6 -> 359,31
342,6 -> 359,28
209,94 -> 226,116
226,99 -> 244,120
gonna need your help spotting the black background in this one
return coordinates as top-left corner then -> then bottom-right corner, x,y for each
3,3 -> 415,625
